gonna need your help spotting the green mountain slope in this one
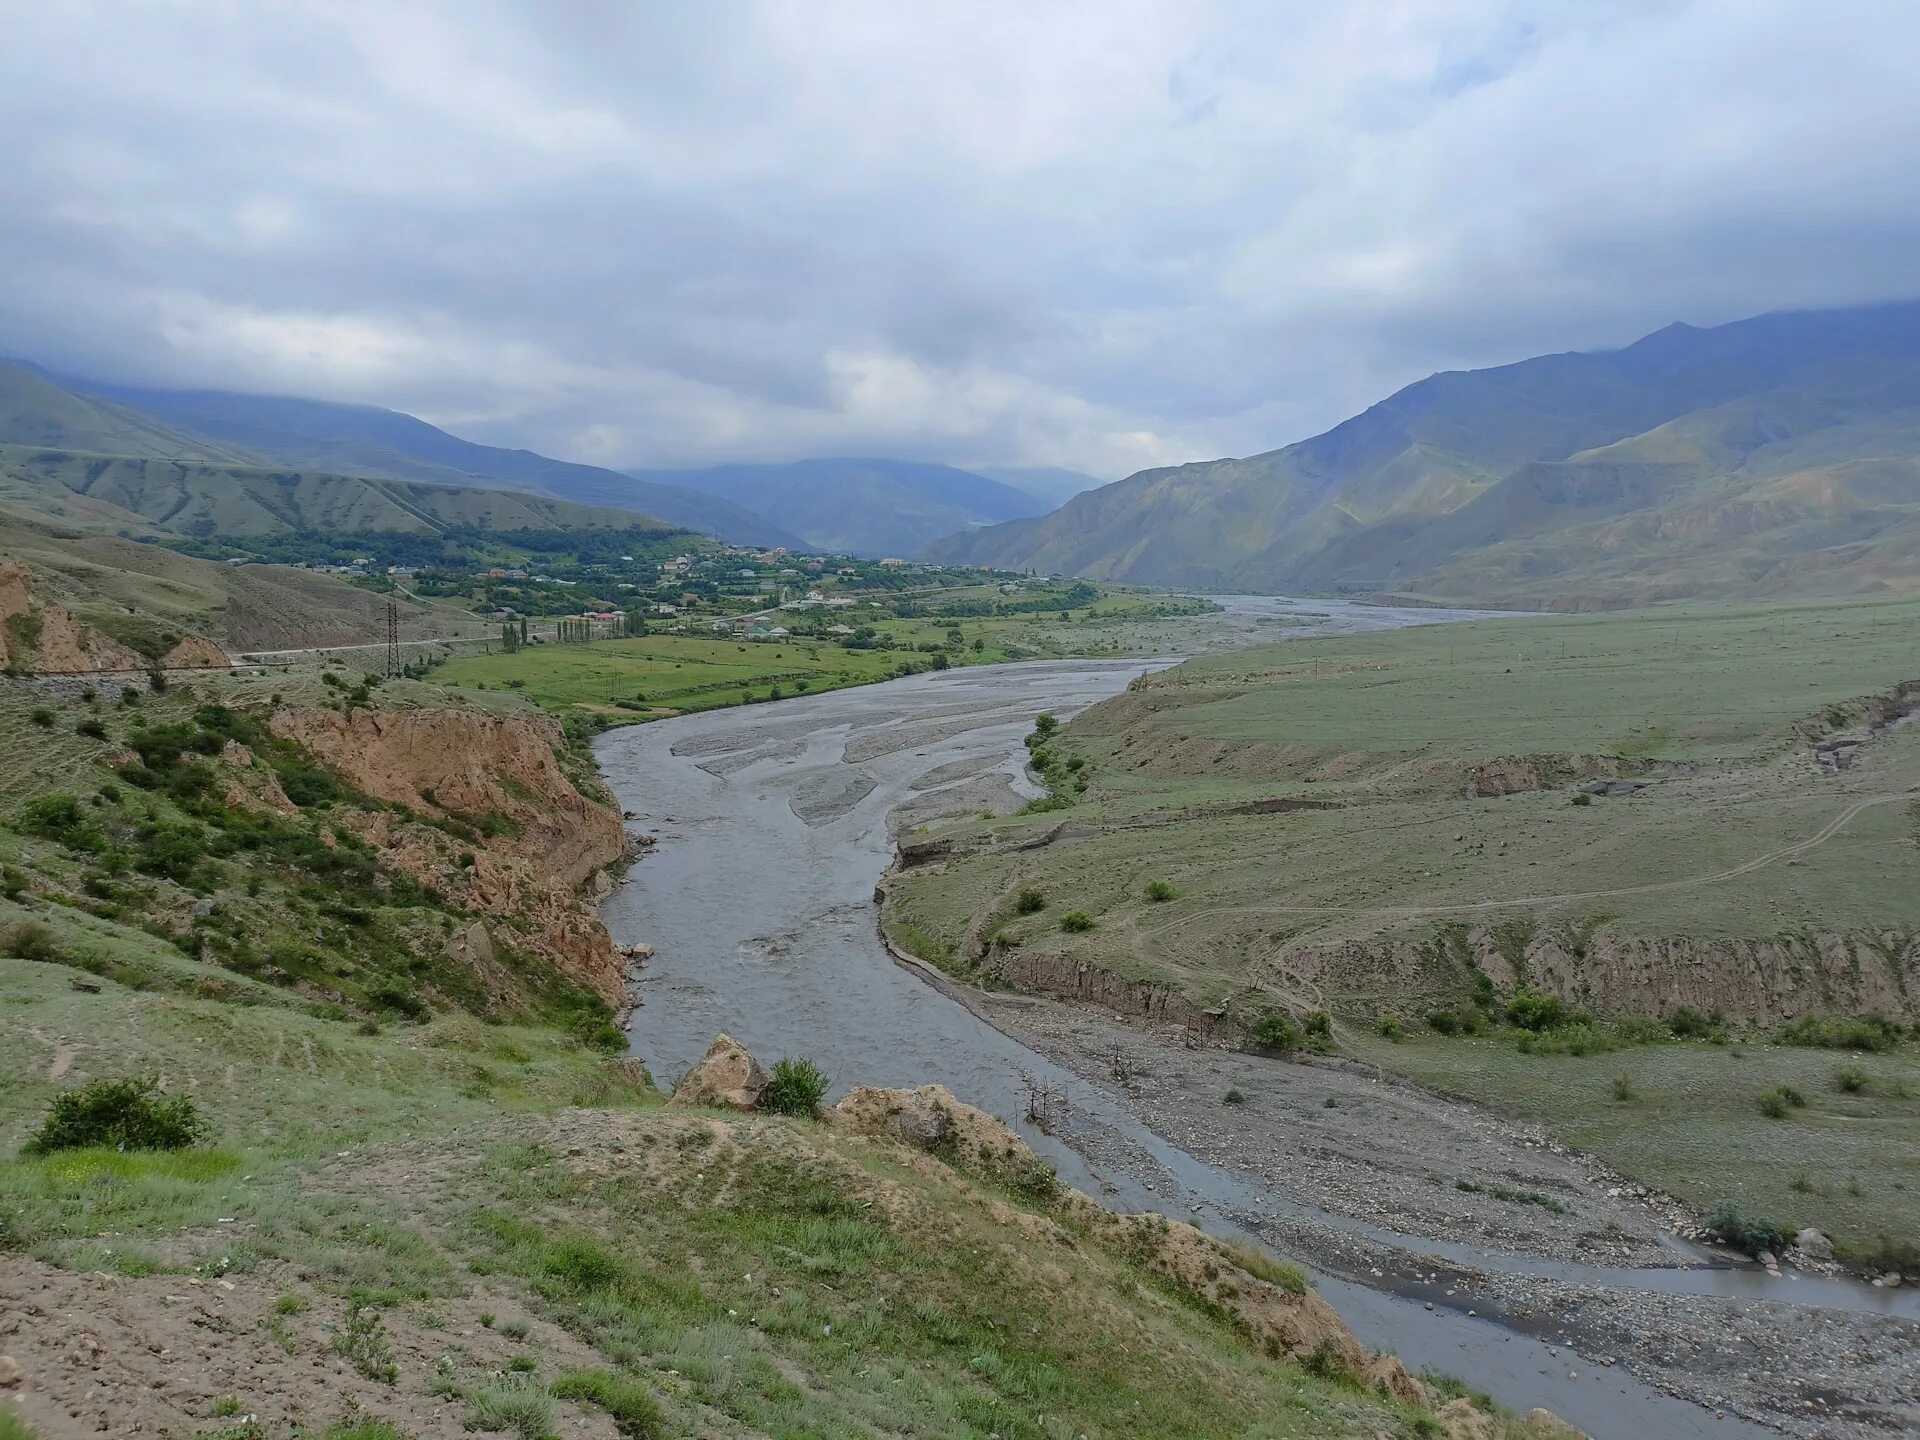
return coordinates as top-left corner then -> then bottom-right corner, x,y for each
70,380 -> 805,547
927,302 -> 1920,606
0,444 -> 672,540
631,457 -> 1047,555
0,363 -> 258,465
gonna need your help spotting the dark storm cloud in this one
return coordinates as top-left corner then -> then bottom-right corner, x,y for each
1,0 -> 1916,477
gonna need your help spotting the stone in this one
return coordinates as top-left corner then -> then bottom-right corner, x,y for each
0,1353 -> 20,1387
1792,1227 -> 1833,1261
668,1033 -> 770,1111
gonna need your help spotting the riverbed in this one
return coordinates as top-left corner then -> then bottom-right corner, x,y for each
595,598 -> 1912,1440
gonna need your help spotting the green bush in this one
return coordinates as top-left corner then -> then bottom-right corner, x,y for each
1834,1065 -> 1870,1094
1668,1004 -> 1717,1038
1426,1009 -> 1462,1034
1757,1084 -> 1807,1119
1142,879 -> 1177,902
1058,910 -> 1094,933
1223,1088 -> 1246,1105
550,1369 -> 665,1438
25,1076 -> 205,1154
1704,1201 -> 1788,1258
1247,1009 -> 1303,1053
760,1056 -> 831,1116
1376,1012 -> 1405,1041
1013,886 -> 1046,915
29,706 -> 53,728
1505,987 -> 1569,1032
1777,1015 -> 1902,1052
1568,792 -> 1591,806
20,794 -> 107,853
75,718 -> 108,741
1611,1073 -> 1634,1102
1,921 -> 61,963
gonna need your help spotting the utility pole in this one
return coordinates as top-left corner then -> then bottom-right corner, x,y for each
385,599 -> 400,678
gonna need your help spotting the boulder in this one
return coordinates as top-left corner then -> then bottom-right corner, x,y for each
1522,1409 -> 1588,1438
1792,1227 -> 1834,1261
1435,1397 -> 1499,1440
1363,1352 -> 1427,1405
669,1033 -> 770,1111
832,1084 -> 957,1151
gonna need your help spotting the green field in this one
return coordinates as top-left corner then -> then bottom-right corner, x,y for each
884,593 -> 1920,1257
433,591 -> 1215,721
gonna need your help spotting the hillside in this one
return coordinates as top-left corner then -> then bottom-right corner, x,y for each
0,670 -> 1539,1440
974,463 -> 1107,508
0,443 -> 674,541
926,302 -> 1920,607
0,363 -> 259,466
66,377 -> 806,548
630,456 -> 1048,556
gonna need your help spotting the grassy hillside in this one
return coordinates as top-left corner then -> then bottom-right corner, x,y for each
0,670 -> 1521,1440
0,363 -> 258,465
0,445 -> 673,540
0,516 -> 472,653
72,380 -> 806,548
637,457 -> 1047,556
883,595 -> 1920,1260
928,302 -> 1920,607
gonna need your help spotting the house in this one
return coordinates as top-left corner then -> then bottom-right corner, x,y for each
767,626 -> 790,638
826,624 -> 855,636
653,603 -> 679,615
879,557 -> 908,567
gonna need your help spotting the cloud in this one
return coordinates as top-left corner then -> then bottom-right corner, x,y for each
1,0 -> 1915,478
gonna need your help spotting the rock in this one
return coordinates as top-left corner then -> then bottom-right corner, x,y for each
1435,1397 -> 1499,1440
1363,1352 -> 1426,1405
669,1033 -> 770,1111
1522,1408 -> 1587,1438
1755,1250 -> 1776,1270
832,1084 -> 956,1151
0,1353 -> 20,1387
1792,1227 -> 1834,1261
626,942 -> 654,960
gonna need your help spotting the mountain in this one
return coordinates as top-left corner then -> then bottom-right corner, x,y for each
0,361 -> 258,465
60,377 -> 805,548
629,457 -> 1049,556
926,302 -> 1920,607
973,464 -> 1106,508
0,444 -> 667,541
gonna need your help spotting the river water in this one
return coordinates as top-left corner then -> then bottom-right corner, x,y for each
595,597 -> 1879,1439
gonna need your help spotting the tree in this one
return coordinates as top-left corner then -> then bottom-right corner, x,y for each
500,622 -> 520,653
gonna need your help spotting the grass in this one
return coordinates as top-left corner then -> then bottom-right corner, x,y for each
1353,1032 -> 1920,1260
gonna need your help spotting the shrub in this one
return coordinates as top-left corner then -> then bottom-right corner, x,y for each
760,1056 -> 831,1116
1426,1009 -> 1462,1035
29,706 -> 54,728
1568,792 -> 1591,806
1247,1009 -> 1302,1053
1302,1011 -> 1331,1039
1058,910 -> 1095,933
20,794 -> 107,853
463,1376 -> 551,1437
0,865 -> 27,900
1031,712 -> 1059,737
1223,1088 -> 1246,1105
1143,879 -> 1177,902
1777,1015 -> 1901,1052
1668,1004 -> 1716,1038
75,718 -> 108,741
1834,1065 -> 1870,1094
550,1369 -> 665,1438
1013,886 -> 1046,915
1,921 -> 61,963
24,1076 -> 205,1154
1611,1074 -> 1634,1102
1704,1201 -> 1788,1258
1757,1084 -> 1806,1119
1505,987 -> 1568,1032
1376,1012 -> 1405,1041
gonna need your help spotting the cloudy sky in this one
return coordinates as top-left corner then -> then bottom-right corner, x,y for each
3,1 -> 1916,479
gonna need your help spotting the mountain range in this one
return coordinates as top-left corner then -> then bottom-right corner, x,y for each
925,302 -> 1920,608
627,457 -> 1049,556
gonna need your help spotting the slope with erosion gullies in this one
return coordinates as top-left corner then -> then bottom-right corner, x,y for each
883,594 -> 1920,1031
634,456 -> 1049,556
0,444 -> 670,540
0,515 -> 469,659
0,669 -> 631,1015
70,376 -> 807,547
0,682 -> 1556,1440
925,301 -> 1920,606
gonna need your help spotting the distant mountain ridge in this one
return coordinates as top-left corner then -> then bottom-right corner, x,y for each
925,302 -> 1920,607
627,457 -> 1050,556
64,378 -> 805,548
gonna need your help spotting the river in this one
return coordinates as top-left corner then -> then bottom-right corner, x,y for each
595,598 -> 1889,1440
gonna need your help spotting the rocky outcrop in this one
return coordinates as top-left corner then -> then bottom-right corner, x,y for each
268,705 -> 630,1004
981,949 -> 1237,1037
668,1033 -> 770,1110
0,561 -> 30,667
23,605 -> 147,673
159,633 -> 231,669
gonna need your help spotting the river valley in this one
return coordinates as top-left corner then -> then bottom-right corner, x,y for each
595,598 -> 1917,1440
